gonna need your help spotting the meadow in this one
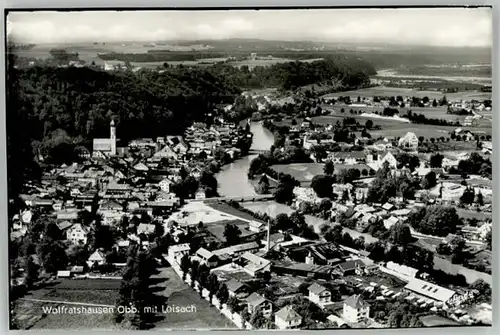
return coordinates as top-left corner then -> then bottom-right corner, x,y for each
321,86 -> 492,101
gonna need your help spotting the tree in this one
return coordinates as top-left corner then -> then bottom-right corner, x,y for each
485,230 -> 492,250
460,187 -> 475,206
390,223 -> 413,245
311,175 -> 332,198
430,153 -> 444,168
470,279 -> 491,303
365,119 -> 373,130
407,206 -> 460,237
179,254 -> 191,280
24,255 -> 40,288
274,180 -> 295,204
115,249 -> 159,329
224,223 -> 242,245
323,160 -> 334,176
227,296 -> 240,313
37,240 -> 68,274
216,283 -> 229,308
476,191 -> 484,206
256,175 -> 270,194
422,171 -> 437,189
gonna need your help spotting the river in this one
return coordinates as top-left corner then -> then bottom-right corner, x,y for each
215,121 -> 275,197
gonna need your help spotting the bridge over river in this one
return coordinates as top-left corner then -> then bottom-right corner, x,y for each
187,194 -> 274,203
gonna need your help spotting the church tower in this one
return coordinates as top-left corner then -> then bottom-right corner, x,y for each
110,118 -> 116,156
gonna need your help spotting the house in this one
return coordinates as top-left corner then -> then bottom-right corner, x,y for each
195,248 -> 219,268
57,270 -> 72,278
137,223 -> 156,235
343,295 -> 370,323
246,292 -> 273,318
66,224 -> 89,245
154,145 -> 178,160
173,142 -> 189,155
158,178 -> 173,193
334,259 -> 366,277
168,243 -> 191,264
133,162 -> 149,172
56,209 -> 79,221
403,278 -> 461,306
248,220 -> 266,233
308,283 -> 331,305
225,278 -> 249,298
195,189 -> 206,200
239,252 -> 271,277
383,216 -> 400,229
330,151 -> 366,165
87,250 -> 106,268
99,200 -> 123,212
70,265 -> 85,275
275,305 -> 302,329
398,132 -> 419,150
56,220 -> 73,232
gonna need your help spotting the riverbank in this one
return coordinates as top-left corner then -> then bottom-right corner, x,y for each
215,122 -> 275,197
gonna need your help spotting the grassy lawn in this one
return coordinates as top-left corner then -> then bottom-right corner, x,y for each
270,163 -> 324,185
41,289 -> 118,305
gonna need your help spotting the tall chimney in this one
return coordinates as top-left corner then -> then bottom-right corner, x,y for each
266,219 -> 271,252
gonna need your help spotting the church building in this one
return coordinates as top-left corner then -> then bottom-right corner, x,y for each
93,119 -> 117,157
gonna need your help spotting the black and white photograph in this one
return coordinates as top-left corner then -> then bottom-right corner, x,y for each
5,6 -> 493,331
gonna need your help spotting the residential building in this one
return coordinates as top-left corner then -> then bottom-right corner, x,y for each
158,178 -> 173,193
137,223 -> 156,235
246,292 -> 273,318
275,305 -> 302,329
168,243 -> 191,264
87,250 -> 106,268
195,248 -> 219,268
398,132 -> 419,150
308,283 -> 331,305
66,223 -> 89,245
225,278 -> 249,298
343,295 -> 370,323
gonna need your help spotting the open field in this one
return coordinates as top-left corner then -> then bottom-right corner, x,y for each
312,115 -> 459,138
321,86 -> 492,101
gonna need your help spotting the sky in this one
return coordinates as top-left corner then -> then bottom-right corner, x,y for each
6,8 -> 493,47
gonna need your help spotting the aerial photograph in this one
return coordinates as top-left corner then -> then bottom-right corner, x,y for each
5,7 -> 492,330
